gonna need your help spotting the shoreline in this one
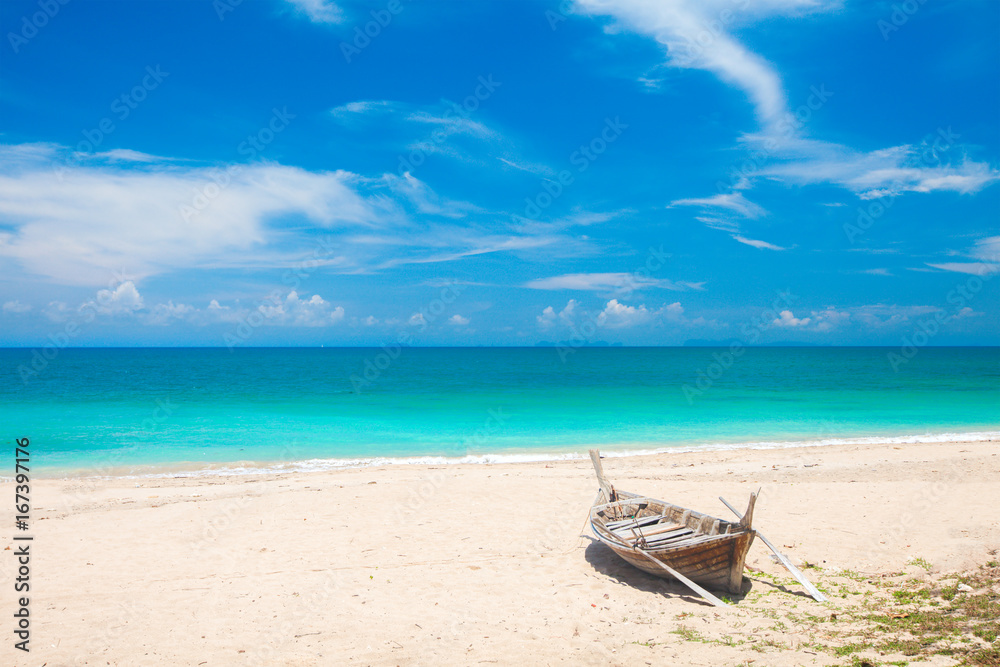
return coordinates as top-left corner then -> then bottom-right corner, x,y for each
22,427 -> 1000,480
3,437 -> 998,665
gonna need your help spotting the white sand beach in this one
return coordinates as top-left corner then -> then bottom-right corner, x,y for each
2,439 -> 998,666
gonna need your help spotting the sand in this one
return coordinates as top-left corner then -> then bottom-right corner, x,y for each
2,439 -> 998,666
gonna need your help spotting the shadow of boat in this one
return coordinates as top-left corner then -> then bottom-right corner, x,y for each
582,536 -> 753,606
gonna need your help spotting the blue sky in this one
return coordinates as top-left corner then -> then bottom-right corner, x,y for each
0,0 -> 997,347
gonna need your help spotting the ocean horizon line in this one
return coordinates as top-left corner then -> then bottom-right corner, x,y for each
3,344 -> 1000,350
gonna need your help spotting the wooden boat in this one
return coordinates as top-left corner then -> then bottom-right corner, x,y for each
588,450 -> 757,599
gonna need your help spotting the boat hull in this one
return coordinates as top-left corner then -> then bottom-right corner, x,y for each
590,493 -> 756,595
594,528 -> 754,593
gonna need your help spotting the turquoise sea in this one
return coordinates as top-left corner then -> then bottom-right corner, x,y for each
2,347 -> 998,476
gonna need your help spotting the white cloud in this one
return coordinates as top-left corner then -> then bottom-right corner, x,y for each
739,302 -> 963,334
596,299 -> 652,329
59,289 -> 351,328
539,298 -> 716,332
408,312 -> 426,327
0,145 -> 380,286
732,235 -> 787,251
448,314 -> 470,326
851,304 -> 940,328
145,300 -> 196,326
205,299 -> 241,323
558,299 -> 579,325
206,291 -> 346,328
762,306 -> 850,332
537,300 -> 580,330
274,291 -> 344,327
0,144 -> 550,286
860,268 -> 892,276
537,305 -> 557,330
2,300 -> 30,313
285,0 -> 342,23
772,310 -> 811,328
524,272 -> 703,293
955,307 -> 982,319
43,301 -> 72,323
363,315 -> 379,326
83,281 -> 144,315
809,307 -> 850,332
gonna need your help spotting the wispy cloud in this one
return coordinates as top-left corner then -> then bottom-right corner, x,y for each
972,235 -> 1000,263
383,172 -> 482,218
376,234 -> 558,270
285,0 -> 343,24
926,236 -> 1000,276
94,148 -> 166,163
754,135 -> 1000,199
847,247 -> 901,254
2,300 -> 31,314
524,272 -> 703,293
577,1 -> 998,205
572,0 -> 838,131
512,208 -> 626,235
851,304 -> 940,328
497,156 -> 554,176
0,143 -> 566,287
406,110 -> 494,139
926,262 -> 1000,277
329,99 -> 402,120
329,99 -> 495,141
0,145 -> 379,285
732,235 -> 787,251
671,192 -> 766,219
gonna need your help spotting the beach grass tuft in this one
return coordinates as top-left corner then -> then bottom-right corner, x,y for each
667,560 -> 999,665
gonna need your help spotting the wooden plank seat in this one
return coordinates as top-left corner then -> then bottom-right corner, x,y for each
624,528 -> 695,547
605,514 -> 664,530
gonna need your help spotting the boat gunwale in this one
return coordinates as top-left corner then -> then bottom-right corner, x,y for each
590,492 -> 750,545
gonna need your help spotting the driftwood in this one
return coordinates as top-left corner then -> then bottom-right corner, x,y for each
719,496 -> 827,603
